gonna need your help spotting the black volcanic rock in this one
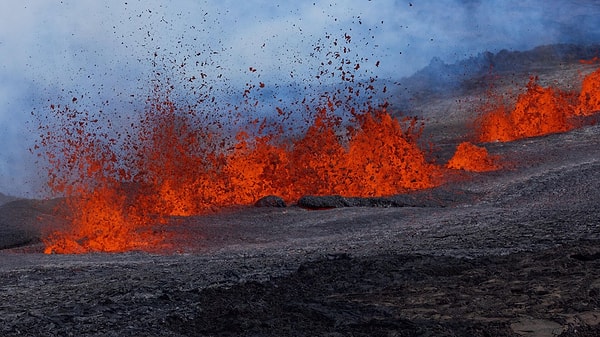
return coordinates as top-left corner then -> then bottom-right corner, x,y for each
296,188 -> 478,210
254,195 -> 287,208
2,48 -> 600,337
297,195 -> 351,209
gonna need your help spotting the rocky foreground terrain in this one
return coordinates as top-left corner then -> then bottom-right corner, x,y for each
1,57 -> 600,336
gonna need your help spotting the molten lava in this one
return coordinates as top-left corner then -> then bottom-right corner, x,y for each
577,67 -> 600,116
39,104 -> 170,254
476,77 -> 576,142
446,142 -> 500,172
43,186 -> 167,254
38,41 -> 600,254
39,95 -> 441,253
580,56 -> 600,65
476,67 -> 600,143
343,110 -> 439,195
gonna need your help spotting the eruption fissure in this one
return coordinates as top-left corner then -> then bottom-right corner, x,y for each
446,142 -> 501,172
38,64 -> 600,254
476,67 -> 600,142
39,88 -> 443,253
36,37 -> 600,254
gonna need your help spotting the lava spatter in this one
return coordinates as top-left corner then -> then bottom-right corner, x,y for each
37,83 -> 441,254
476,76 -> 577,142
577,67 -> 600,116
446,142 -> 500,172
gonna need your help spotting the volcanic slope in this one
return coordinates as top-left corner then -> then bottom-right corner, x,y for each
1,62 -> 600,336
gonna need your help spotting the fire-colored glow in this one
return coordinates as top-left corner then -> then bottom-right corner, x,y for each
38,95 -> 441,253
43,185 -> 167,254
474,105 -> 516,143
476,77 -> 576,142
135,102 -> 441,210
38,62 -> 600,253
344,109 -> 439,195
33,27 -> 452,254
446,142 -> 500,172
579,56 -> 600,65
577,67 -> 600,116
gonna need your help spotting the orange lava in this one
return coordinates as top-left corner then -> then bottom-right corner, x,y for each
446,142 -> 500,172
476,76 -> 577,142
579,56 -> 600,65
43,186 -> 167,254
39,104 -> 170,254
39,95 -> 441,253
577,67 -> 600,116
34,28 -> 453,254
40,43 -> 600,254
344,109 -> 439,195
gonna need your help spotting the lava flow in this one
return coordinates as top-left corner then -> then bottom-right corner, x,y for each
36,27 -> 452,254
475,76 -> 576,142
577,67 -> 600,116
446,142 -> 500,172
38,91 -> 442,253
476,67 -> 600,142
37,51 -> 600,254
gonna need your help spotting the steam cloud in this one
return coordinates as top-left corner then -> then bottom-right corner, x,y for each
1,0 -> 599,197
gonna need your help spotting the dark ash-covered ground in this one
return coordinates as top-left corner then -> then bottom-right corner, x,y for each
1,61 -> 600,336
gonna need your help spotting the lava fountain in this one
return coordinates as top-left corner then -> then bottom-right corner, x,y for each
577,67 -> 600,116
476,67 -> 600,143
37,82 -> 443,254
446,142 -> 501,172
37,59 -> 600,254
475,76 -> 577,142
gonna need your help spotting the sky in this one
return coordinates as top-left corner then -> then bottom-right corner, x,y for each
1,0 -> 600,197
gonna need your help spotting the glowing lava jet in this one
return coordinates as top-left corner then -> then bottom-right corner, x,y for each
38,90 -> 442,253
577,67 -> 600,116
476,76 -> 576,142
476,67 -> 600,143
446,142 -> 500,172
